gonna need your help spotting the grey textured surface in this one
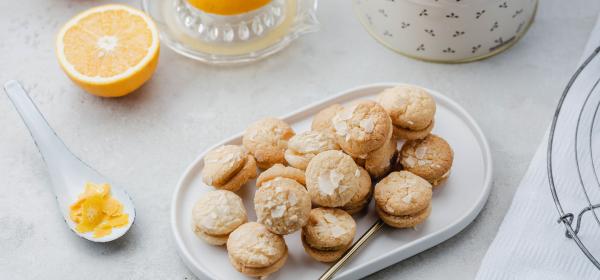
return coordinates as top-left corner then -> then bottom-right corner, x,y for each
1,0 -> 599,279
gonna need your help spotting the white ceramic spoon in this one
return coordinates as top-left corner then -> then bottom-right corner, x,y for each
4,80 -> 135,242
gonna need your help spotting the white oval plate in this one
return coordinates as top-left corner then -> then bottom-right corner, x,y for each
172,83 -> 493,280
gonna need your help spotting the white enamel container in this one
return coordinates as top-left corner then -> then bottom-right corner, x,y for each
353,0 -> 538,62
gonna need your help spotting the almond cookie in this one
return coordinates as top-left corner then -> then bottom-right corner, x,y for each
202,145 -> 257,192
374,171 -> 432,228
341,166 -> 372,214
311,104 -> 344,133
218,156 -> 258,192
332,100 -> 392,157
365,133 -> 397,179
284,130 -> 340,170
192,190 -> 247,246
256,164 -> 306,187
305,150 -> 360,207
227,222 -> 288,277
254,178 -> 311,235
399,134 -> 453,186
301,208 -> 357,262
243,117 -> 295,169
393,119 -> 435,140
376,85 -> 436,140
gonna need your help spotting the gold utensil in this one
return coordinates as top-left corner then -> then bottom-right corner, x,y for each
319,219 -> 385,280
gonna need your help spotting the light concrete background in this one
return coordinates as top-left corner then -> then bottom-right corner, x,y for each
1,0 -> 599,279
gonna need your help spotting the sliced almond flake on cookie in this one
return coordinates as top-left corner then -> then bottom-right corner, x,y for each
415,146 -> 427,159
316,225 -> 329,234
336,109 -> 354,121
200,212 -> 219,229
271,205 -> 287,218
262,244 -> 277,256
318,171 -> 338,195
334,121 -> 348,136
330,170 -> 344,187
355,169 -> 361,177
288,192 -> 298,206
417,159 -> 429,166
404,157 -> 416,167
359,117 -> 375,133
323,213 -> 339,224
331,225 -> 347,238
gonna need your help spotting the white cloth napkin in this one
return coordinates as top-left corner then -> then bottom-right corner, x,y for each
475,16 -> 600,280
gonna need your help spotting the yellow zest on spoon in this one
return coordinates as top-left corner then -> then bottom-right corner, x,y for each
186,0 -> 272,15
70,182 -> 129,238
56,4 -> 159,97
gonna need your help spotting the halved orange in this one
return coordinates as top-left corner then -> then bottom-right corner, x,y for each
56,4 -> 159,97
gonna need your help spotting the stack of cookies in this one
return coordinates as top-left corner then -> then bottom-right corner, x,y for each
191,85 -> 454,278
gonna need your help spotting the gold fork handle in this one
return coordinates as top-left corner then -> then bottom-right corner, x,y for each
319,219 -> 385,280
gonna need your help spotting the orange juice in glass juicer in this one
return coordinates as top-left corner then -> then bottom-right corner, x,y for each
142,0 -> 319,64
186,0 -> 272,15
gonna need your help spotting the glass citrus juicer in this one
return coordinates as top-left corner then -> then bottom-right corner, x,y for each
142,0 -> 319,64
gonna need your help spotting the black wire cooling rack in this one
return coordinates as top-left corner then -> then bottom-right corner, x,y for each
549,46 -> 600,270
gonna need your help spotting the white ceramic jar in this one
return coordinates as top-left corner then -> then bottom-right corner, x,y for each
353,0 -> 538,62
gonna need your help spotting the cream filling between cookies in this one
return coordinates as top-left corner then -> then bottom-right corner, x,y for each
303,233 -> 350,252
195,226 -> 230,239
380,202 -> 429,218
396,119 -> 434,132
383,205 -> 429,220
308,239 -> 351,252
237,247 -> 288,270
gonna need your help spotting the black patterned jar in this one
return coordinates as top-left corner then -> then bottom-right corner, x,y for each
353,0 -> 538,63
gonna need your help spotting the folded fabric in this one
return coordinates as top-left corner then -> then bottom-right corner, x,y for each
475,15 -> 600,280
